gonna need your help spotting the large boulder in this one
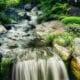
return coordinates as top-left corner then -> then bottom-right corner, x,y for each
68,7 -> 80,16
71,57 -> 80,80
54,44 -> 70,61
0,25 -> 7,33
70,38 -> 80,80
36,21 -> 64,42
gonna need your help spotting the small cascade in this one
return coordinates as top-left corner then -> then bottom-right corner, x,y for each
12,55 -> 69,80
0,3 -> 69,80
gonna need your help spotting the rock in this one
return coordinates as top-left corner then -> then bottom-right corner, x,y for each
54,38 -> 66,47
4,24 -> 15,30
36,21 -> 64,42
68,7 -> 80,16
24,3 -> 32,11
31,0 -> 37,8
24,12 -> 31,21
7,40 -> 18,49
70,38 -> 80,80
18,11 -> 25,17
31,7 -> 38,13
15,20 -> 36,32
0,25 -> 7,33
29,24 -> 36,29
0,18 -> 42,50
54,44 -> 70,61
29,11 -> 38,25
0,52 -> 3,62
71,57 -> 80,80
73,38 -> 80,57
37,11 -> 43,16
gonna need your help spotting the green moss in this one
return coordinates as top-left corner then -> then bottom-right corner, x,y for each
46,32 -> 74,47
54,32 -> 74,46
46,33 -> 56,45
62,17 -> 80,24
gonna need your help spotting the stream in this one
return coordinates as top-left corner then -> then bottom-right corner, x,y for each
0,3 -> 69,80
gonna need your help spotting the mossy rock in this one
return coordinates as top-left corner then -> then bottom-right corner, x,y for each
66,24 -> 80,37
62,16 -> 80,24
52,32 -> 74,47
54,37 -> 66,46
54,44 -> 70,61
71,57 -> 80,80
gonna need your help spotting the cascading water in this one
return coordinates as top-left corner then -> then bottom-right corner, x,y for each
0,4 -> 69,80
12,54 -> 69,80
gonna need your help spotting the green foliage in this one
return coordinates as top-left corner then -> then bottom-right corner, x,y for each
38,0 -> 54,21
20,0 -> 30,3
54,32 -> 74,46
5,0 -> 20,6
66,24 -> 80,37
38,1 -> 69,22
0,12 -> 12,24
0,0 -> 20,10
62,16 -> 80,24
46,33 -> 56,45
46,32 -> 74,46
52,3 -> 68,15
0,58 -> 12,80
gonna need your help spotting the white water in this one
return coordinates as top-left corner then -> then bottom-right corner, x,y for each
12,55 -> 69,80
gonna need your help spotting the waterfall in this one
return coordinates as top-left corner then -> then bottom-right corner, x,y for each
12,55 -> 69,80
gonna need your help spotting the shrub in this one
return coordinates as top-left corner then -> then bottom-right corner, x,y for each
46,33 -> 56,45
54,32 -> 74,46
52,3 -> 69,15
62,16 -> 80,24
46,32 -> 74,46
0,0 -> 20,10
38,2 -> 69,22
0,12 -> 12,24
0,58 -> 13,80
20,0 -> 30,4
5,0 -> 20,6
38,0 -> 54,21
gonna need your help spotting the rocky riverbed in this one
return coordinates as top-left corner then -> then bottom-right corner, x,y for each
0,3 -> 80,80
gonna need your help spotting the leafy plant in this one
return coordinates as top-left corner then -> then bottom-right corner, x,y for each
52,3 -> 69,15
0,0 -> 20,11
46,33 -> 56,45
38,0 -> 54,21
54,32 -> 74,46
38,2 -> 69,22
46,32 -> 74,46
